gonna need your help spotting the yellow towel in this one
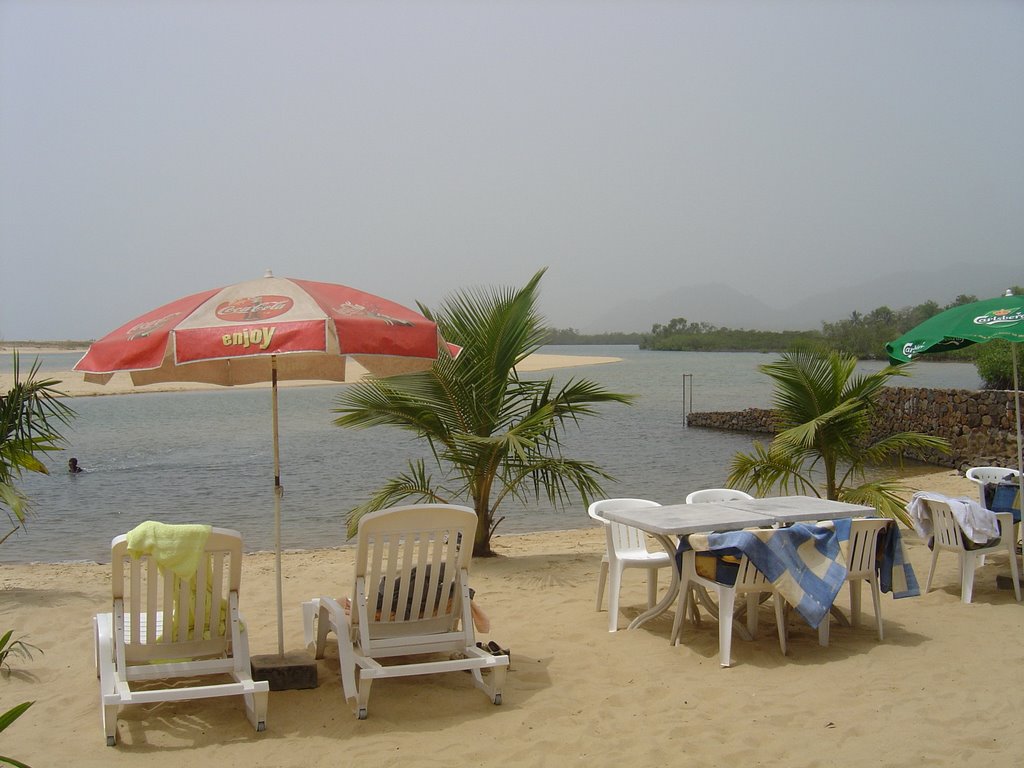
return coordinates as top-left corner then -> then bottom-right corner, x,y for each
126,521 -> 212,578
125,521 -> 226,642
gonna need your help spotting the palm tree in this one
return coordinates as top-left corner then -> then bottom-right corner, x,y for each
1,352 -> 75,545
333,269 -> 634,556
726,348 -> 949,525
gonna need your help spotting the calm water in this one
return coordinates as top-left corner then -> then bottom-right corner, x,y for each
3,346 -> 982,563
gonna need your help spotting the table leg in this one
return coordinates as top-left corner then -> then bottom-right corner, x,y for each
625,533 -> 680,630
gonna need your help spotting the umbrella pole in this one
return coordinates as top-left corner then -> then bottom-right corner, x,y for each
1013,344 -> 1023,551
272,355 -> 285,656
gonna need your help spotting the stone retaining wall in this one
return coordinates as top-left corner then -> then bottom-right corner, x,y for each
686,387 -> 1022,469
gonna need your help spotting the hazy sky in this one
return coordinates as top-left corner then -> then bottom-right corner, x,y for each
2,0 -> 1022,339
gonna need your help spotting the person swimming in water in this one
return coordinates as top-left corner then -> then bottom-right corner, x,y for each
68,458 -> 83,474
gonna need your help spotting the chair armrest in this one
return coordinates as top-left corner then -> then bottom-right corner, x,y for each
316,595 -> 352,628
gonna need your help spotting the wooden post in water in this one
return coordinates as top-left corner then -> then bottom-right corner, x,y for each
681,373 -> 693,425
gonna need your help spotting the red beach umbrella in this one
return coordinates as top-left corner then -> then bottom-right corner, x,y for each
75,270 -> 458,655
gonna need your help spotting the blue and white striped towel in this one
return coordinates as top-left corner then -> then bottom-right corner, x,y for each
829,518 -> 920,599
680,524 -> 846,629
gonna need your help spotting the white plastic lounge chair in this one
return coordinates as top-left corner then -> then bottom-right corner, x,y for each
922,498 -> 1021,604
94,527 -> 268,746
587,498 -> 672,632
301,504 -> 507,719
685,488 -> 754,504
840,518 -> 890,641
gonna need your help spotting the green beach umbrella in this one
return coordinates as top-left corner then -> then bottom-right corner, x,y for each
885,291 -> 1023,524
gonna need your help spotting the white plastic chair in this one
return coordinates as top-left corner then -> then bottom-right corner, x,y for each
685,488 -> 754,504
302,504 -> 507,719
588,498 -> 672,632
839,518 -> 890,641
669,545 -> 794,667
966,466 -> 1020,507
922,498 -> 1021,604
94,527 -> 269,746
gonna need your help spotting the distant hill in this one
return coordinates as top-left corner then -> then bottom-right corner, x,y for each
582,264 -> 1021,333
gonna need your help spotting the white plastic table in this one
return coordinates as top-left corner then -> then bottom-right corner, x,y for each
600,496 -> 875,630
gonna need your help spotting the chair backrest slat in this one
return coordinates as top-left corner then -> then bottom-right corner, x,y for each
735,555 -> 770,588
109,527 -> 242,659
846,519 -> 889,577
927,500 -> 964,548
193,558 -> 208,641
161,565 -> 175,645
589,499 -> 662,561
146,558 -> 158,645
129,558 -> 142,645
210,551 -> 225,641
353,505 -> 476,638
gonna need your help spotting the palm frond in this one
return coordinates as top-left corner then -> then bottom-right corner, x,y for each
837,480 -> 916,527
334,270 -> 632,555
858,432 -> 951,466
727,441 -> 821,497
344,460 -> 451,537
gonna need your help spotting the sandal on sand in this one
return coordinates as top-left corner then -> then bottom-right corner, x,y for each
482,640 -> 510,661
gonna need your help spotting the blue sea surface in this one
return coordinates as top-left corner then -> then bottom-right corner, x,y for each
3,346 -> 982,563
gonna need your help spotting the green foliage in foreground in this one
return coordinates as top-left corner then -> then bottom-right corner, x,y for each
1,353 -> 76,545
0,700 -> 33,768
0,631 -> 41,674
0,629 -> 39,768
726,349 -> 950,526
334,269 -> 634,556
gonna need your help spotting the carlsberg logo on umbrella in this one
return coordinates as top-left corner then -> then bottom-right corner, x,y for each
902,341 -> 929,358
974,308 -> 1024,327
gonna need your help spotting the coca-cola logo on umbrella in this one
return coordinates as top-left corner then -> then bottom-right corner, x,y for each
126,312 -> 182,340
215,295 -> 294,321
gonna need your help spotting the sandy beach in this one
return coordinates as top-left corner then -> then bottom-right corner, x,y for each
2,468 -> 1023,766
0,351 -> 623,397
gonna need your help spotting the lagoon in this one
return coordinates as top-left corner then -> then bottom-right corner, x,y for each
3,346 -> 981,563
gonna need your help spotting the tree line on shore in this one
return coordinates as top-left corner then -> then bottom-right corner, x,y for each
545,287 -> 1024,389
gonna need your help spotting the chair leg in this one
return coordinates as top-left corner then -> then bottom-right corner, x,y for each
356,674 -> 373,720
961,552 -> 977,604
817,612 -> 829,648
1006,539 -> 1022,602
337,630 -> 362,715
315,602 -> 334,659
596,559 -> 608,611
670,580 -> 691,645
745,593 -> 759,639
717,588 -> 736,667
103,703 -> 118,746
849,580 -> 862,627
646,568 -> 659,609
302,599 -> 318,653
96,614 -> 119,746
607,563 -> 623,632
868,576 -> 883,641
244,688 -> 269,732
925,545 -> 940,594
772,595 -> 787,657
